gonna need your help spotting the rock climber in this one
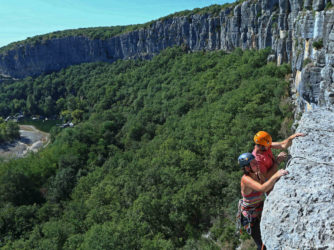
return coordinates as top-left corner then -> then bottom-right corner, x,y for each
252,131 -> 305,180
238,152 -> 289,250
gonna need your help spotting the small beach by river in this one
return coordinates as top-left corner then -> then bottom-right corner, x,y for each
0,125 -> 50,159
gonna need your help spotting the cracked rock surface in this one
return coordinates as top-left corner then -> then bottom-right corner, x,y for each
261,108 -> 334,249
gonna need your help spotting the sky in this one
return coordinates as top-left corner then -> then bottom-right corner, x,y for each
0,0 -> 232,48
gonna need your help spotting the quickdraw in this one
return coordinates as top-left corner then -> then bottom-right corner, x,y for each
235,199 -> 242,235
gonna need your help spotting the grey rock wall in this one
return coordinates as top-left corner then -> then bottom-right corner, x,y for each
291,9 -> 334,113
2,0 -> 332,113
261,108 -> 334,249
0,0 -> 280,79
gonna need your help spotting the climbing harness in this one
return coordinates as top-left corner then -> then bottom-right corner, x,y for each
236,199 -> 254,235
236,164 -> 265,236
236,197 -> 263,235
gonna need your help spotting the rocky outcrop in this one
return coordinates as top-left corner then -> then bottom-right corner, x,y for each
291,9 -> 334,114
261,108 -> 334,249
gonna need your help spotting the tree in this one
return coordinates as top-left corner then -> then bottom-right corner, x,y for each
0,170 -> 43,206
71,109 -> 84,124
5,121 -> 20,140
0,47 -> 292,248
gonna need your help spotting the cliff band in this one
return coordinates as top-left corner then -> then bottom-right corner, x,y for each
1,0 -> 334,112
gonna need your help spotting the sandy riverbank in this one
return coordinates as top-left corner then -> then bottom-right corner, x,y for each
0,125 -> 50,159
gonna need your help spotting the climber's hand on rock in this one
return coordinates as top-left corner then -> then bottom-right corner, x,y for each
275,169 -> 289,178
292,133 -> 306,138
277,152 -> 288,163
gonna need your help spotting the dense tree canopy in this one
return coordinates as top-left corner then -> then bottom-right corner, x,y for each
0,47 -> 293,249
0,119 -> 20,143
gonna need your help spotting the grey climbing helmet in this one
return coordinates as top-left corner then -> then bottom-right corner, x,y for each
238,153 -> 255,167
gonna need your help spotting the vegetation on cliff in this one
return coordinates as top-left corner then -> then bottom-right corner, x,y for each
0,25 -> 141,53
0,3 -> 237,54
0,47 -> 292,249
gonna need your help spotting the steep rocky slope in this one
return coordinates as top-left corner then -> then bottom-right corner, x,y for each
0,0 -> 329,80
261,108 -> 334,249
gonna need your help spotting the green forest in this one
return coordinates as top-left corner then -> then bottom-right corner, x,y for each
0,119 -> 20,143
0,47 -> 293,249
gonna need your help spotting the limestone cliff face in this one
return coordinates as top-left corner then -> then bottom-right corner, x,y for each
291,8 -> 334,113
1,0 -> 333,110
0,0 -> 308,79
0,7 -> 275,78
261,108 -> 334,249
259,0 -> 334,248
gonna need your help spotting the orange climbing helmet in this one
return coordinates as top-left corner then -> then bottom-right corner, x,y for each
254,131 -> 272,147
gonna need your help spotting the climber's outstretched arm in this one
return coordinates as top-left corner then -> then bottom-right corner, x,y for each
242,169 -> 288,193
271,133 -> 305,150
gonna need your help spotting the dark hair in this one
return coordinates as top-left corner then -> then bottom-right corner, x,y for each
242,165 -> 250,175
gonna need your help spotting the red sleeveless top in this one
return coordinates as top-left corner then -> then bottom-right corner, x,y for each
252,146 -> 274,174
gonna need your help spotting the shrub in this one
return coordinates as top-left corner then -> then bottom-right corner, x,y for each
313,39 -> 323,50
325,1 -> 333,10
303,58 -> 312,67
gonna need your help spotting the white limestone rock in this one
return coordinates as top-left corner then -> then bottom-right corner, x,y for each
261,108 -> 334,249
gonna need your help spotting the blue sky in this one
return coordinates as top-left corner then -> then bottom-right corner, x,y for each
0,0 -> 232,48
